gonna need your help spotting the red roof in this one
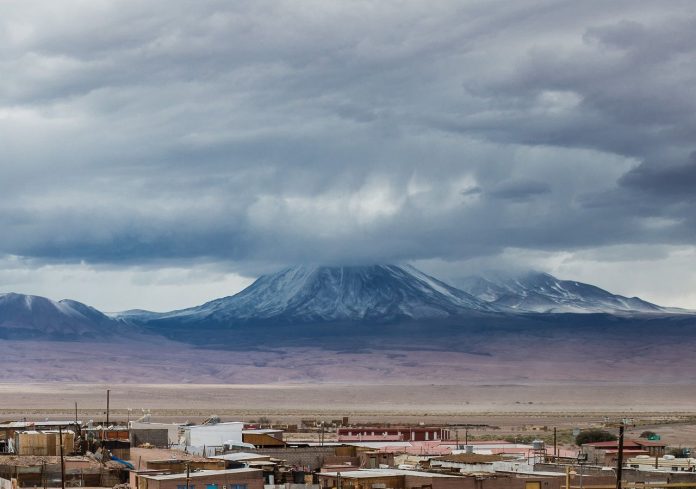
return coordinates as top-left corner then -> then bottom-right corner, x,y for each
339,435 -> 404,441
583,439 -> 666,448
603,449 -> 649,455
583,440 -> 637,448
634,439 -> 667,447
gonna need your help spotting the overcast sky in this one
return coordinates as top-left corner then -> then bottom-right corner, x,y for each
1,0 -> 696,311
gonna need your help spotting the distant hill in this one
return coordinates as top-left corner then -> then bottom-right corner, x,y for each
1,265 -> 688,345
0,292 -> 130,340
456,271 -> 670,314
1,267 -> 695,382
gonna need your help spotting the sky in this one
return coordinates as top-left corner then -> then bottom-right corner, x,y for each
1,0 -> 696,311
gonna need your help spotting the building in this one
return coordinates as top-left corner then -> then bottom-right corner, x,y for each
241,429 -> 285,448
337,427 -> 451,442
210,453 -> 275,468
129,421 -> 183,447
185,422 -> 244,448
145,459 -> 226,472
318,468 -> 461,489
318,468 -> 618,489
0,455 -> 127,487
0,421 -> 81,453
13,430 -> 75,456
429,453 -> 510,473
627,455 -> 696,472
131,468 -> 264,489
582,439 -> 667,465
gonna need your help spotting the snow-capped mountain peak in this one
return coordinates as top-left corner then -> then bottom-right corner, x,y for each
0,292 -> 125,338
147,264 -> 496,325
456,271 -> 666,314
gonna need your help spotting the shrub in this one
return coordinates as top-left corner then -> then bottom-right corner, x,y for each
575,429 -> 617,446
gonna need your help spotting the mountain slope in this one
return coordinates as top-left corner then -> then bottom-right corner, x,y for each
0,292 -> 128,340
457,272 -> 667,314
138,264 -> 497,326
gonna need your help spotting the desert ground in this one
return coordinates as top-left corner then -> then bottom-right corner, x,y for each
1,383 -> 695,446
2,336 -> 696,384
2,335 -> 695,447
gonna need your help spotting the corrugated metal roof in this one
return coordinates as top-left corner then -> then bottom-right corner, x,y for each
210,453 -> 272,461
141,468 -> 261,480
0,421 -> 81,428
319,469 -> 459,479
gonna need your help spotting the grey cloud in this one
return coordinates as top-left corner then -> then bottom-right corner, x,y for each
488,179 -> 551,200
0,0 -> 695,277
461,186 -> 482,196
619,153 -> 696,199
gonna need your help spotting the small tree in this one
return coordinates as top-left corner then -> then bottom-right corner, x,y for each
668,448 -> 689,458
640,431 -> 657,439
575,429 -> 617,446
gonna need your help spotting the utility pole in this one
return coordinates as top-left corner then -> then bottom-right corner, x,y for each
615,423 -> 625,489
185,463 -> 190,489
75,402 -> 79,437
106,390 -> 110,427
553,427 -> 557,461
58,427 -> 66,489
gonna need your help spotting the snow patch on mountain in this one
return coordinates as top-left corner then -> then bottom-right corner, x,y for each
0,292 -> 127,337
456,271 -> 668,314
142,264 -> 496,325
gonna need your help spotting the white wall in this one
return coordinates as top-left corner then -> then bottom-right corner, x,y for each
186,422 -> 244,447
129,421 -> 182,446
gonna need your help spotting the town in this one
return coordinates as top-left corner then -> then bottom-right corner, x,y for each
1,397 -> 695,489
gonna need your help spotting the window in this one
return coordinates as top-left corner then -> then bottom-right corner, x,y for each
231,484 -> 247,489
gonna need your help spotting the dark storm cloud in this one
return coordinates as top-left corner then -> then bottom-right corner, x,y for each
1,0 -> 695,274
620,153 -> 696,199
488,180 -> 551,201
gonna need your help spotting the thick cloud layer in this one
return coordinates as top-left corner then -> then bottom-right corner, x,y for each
1,1 -> 695,309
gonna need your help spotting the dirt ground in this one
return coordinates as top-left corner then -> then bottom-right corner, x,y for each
0,383 -> 695,447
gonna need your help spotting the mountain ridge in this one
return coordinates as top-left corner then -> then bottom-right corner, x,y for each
137,264 -> 497,326
0,292 -> 130,339
1,265 -> 688,342
455,271 -> 676,314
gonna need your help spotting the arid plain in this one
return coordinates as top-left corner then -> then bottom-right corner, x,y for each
2,382 -> 696,446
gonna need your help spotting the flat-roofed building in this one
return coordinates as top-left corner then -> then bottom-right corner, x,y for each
318,468 -> 461,489
132,468 -> 263,489
338,427 -> 450,442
